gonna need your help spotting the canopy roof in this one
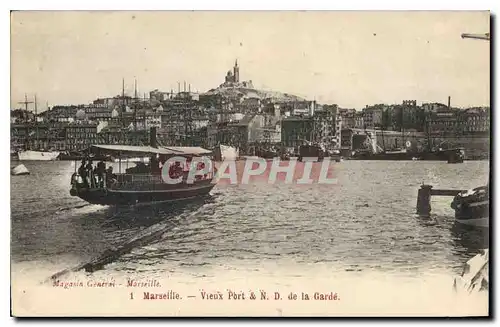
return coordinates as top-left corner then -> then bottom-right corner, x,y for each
89,144 -> 212,158
164,146 -> 212,156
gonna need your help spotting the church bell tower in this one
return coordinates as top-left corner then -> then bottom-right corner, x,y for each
233,59 -> 239,83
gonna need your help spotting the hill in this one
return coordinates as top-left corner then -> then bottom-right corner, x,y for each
203,86 -> 306,103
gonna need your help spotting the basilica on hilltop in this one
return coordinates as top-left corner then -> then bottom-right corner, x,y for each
220,59 -> 254,88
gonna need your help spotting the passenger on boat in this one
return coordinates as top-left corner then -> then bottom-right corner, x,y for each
106,166 -> 117,187
96,160 -> 106,188
184,157 -> 192,173
86,159 -> 94,187
78,159 -> 88,188
151,155 -> 161,175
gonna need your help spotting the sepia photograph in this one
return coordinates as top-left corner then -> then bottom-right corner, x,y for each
9,10 -> 490,317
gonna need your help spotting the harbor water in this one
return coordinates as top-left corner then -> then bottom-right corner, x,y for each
11,160 -> 490,315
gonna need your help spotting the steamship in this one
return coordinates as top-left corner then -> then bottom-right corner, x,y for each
69,129 -> 216,206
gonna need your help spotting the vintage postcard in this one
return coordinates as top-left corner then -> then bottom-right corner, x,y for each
10,11 -> 490,317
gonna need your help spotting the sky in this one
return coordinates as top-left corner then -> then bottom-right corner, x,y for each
10,11 -> 490,112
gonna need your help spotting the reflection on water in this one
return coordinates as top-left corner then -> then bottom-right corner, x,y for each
450,222 -> 489,255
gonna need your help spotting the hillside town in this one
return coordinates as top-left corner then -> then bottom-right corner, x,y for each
11,60 -> 490,159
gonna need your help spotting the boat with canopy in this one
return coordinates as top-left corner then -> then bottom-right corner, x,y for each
69,143 -> 216,206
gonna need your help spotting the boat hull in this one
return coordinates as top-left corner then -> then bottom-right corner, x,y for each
351,152 -> 415,160
454,201 -> 489,227
456,217 -> 489,228
451,185 -> 489,228
351,149 -> 465,162
72,181 -> 215,206
18,150 -> 60,161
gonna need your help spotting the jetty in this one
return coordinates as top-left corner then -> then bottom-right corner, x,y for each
416,184 -> 466,216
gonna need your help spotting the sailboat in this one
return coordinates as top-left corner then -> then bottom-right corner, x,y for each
17,94 -> 60,161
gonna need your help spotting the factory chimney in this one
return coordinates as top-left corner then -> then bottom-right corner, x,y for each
448,96 -> 451,110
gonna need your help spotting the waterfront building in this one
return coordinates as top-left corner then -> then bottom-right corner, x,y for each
354,111 -> 364,129
312,104 -> 342,149
236,97 -> 262,114
42,105 -> 79,123
422,102 -> 449,113
149,89 -> 174,102
206,114 -> 266,151
340,128 -> 354,155
362,105 -> 384,129
157,93 -> 211,146
261,102 -> 282,117
11,109 -> 33,124
260,120 -> 282,144
11,122 -> 69,151
225,114 -> 266,152
426,107 -> 461,136
65,121 -> 99,151
338,108 -> 356,129
281,116 -> 314,148
460,107 -> 490,133
290,100 -> 315,117
84,104 -> 114,122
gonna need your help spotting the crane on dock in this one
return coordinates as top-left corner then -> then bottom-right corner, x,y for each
461,33 -> 490,41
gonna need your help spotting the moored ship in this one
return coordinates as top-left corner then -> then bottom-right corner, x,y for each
351,147 -> 465,162
298,143 -> 326,162
451,184 -> 489,227
18,149 -> 60,161
15,94 -> 61,161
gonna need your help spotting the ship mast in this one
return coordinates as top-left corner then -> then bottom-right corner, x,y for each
401,105 -> 405,149
18,94 -> 33,150
121,78 -> 125,144
134,78 -> 138,136
143,92 -> 147,144
18,93 -> 33,124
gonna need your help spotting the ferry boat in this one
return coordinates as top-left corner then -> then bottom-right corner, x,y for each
351,147 -> 465,162
57,151 -> 110,162
451,184 -> 489,227
69,144 -> 216,206
18,149 -> 60,161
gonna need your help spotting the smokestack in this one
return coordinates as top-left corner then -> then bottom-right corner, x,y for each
189,84 -> 191,93
134,79 -> 138,99
183,81 -> 186,92
178,82 -> 180,94
448,96 -> 451,109
150,127 -> 157,148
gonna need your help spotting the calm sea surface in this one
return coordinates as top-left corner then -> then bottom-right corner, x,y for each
10,160 -> 489,284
